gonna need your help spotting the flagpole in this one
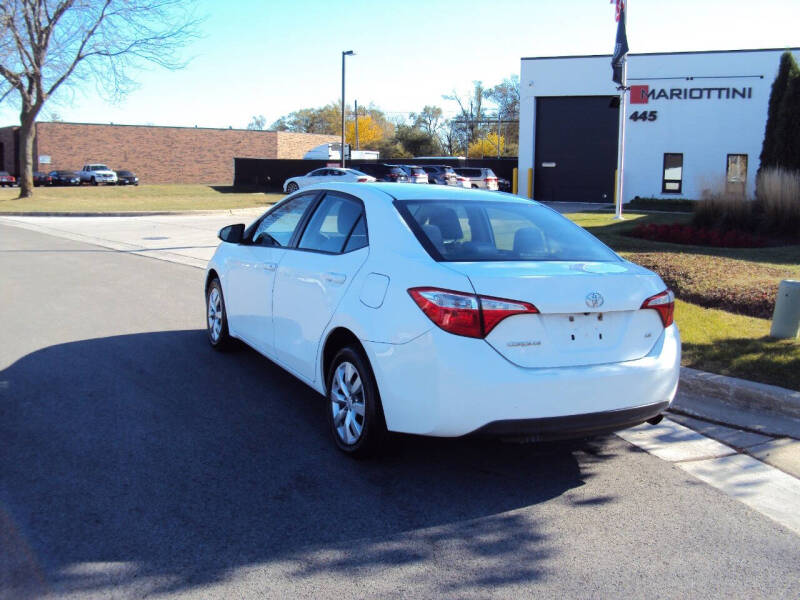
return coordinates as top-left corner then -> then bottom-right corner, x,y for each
615,58 -> 627,220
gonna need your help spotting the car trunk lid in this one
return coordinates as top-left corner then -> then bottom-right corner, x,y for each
447,260 -> 668,368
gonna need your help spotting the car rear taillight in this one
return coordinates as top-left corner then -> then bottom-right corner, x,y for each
356,177 -> 368,182
408,287 -> 538,338
641,289 -> 675,327
486,177 -> 498,182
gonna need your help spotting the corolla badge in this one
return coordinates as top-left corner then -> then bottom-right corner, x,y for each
585,292 -> 604,308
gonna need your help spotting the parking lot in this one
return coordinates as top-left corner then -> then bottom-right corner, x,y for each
2,222 -> 799,599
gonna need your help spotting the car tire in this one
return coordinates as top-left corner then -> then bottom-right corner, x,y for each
327,346 -> 387,458
286,182 -> 299,193
471,184 -> 479,189
91,177 -> 97,186
206,278 -> 234,351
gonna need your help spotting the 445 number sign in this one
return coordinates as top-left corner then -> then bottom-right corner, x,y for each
629,110 -> 657,122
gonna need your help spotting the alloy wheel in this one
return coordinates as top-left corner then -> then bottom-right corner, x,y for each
330,361 -> 365,445
207,287 -> 222,342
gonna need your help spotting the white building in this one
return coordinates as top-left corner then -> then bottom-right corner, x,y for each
518,48 -> 800,203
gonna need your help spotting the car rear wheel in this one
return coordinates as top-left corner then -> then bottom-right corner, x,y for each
91,177 -> 98,186
286,182 -> 299,193
327,347 -> 387,458
206,278 -> 234,351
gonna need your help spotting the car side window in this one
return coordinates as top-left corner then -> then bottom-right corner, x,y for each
252,195 -> 314,247
329,170 -> 344,177
298,193 -> 365,254
343,215 -> 368,252
309,169 -> 325,176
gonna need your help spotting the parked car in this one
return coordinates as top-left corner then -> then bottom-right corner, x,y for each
421,165 -> 458,186
453,167 -> 499,191
204,183 -> 680,457
398,165 -> 429,184
115,170 -> 139,185
497,177 -> 512,192
353,163 -> 409,183
77,164 -> 118,185
283,168 -> 375,193
48,170 -> 81,186
0,171 -> 16,187
33,171 -> 53,186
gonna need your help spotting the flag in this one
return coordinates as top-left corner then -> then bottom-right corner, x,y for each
611,0 -> 628,85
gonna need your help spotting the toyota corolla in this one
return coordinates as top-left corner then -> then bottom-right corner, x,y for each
205,183 -> 680,457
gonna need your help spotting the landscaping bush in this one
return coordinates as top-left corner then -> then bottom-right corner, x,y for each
630,222 -> 766,248
756,167 -> 800,236
626,196 -> 695,212
692,189 -> 756,232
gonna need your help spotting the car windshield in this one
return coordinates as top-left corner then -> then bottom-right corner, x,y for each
396,200 -> 620,263
57,171 -> 78,176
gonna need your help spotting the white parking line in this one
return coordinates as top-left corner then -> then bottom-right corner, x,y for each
618,419 -> 800,536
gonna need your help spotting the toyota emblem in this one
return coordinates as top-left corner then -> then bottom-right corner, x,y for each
585,292 -> 604,308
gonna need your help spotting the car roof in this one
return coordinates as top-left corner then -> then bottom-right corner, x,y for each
300,182 -> 537,204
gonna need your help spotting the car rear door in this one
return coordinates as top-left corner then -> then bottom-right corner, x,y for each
223,194 -> 317,356
271,191 -> 369,382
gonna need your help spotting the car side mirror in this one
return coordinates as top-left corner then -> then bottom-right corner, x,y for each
218,223 -> 245,244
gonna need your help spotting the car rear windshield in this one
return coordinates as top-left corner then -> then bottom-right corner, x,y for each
395,200 -> 620,262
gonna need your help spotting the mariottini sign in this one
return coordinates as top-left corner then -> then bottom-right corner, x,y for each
630,84 -> 753,104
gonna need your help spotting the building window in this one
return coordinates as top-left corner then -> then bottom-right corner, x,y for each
726,154 -> 748,196
662,153 -> 683,194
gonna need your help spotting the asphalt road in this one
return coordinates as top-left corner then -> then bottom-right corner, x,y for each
1,224 -> 799,599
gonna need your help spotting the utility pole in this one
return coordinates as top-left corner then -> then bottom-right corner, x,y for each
497,112 -> 502,159
341,50 -> 354,167
354,100 -> 359,151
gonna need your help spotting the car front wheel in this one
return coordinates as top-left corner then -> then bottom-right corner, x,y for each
327,347 -> 387,458
286,182 -> 299,193
206,278 -> 234,350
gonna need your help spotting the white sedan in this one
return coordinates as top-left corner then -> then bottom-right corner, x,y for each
205,183 -> 680,457
283,167 -> 375,193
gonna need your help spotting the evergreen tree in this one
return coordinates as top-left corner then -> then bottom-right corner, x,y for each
775,75 -> 800,170
760,51 -> 800,169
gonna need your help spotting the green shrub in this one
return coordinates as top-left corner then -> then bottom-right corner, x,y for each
627,197 -> 695,212
756,168 -> 800,236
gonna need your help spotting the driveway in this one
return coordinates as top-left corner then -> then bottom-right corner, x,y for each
1,224 -> 799,599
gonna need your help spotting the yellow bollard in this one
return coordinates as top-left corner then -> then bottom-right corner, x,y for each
527,168 -> 533,199
512,168 -> 518,195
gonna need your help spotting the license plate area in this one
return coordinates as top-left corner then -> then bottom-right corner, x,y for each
560,312 -> 607,348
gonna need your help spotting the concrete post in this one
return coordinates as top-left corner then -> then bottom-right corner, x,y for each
770,280 -> 800,339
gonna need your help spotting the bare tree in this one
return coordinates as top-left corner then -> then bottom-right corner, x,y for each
0,0 -> 200,198
443,81 -> 488,148
247,114 -> 266,130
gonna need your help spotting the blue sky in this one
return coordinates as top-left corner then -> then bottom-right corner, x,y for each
1,0 -> 798,128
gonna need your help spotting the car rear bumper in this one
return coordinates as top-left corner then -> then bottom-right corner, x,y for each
472,400 -> 669,440
363,323 -> 680,437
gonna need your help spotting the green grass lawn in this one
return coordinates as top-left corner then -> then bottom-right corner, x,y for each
0,184 -> 283,212
568,212 -> 800,390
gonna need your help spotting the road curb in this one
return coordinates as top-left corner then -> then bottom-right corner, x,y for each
678,366 -> 800,419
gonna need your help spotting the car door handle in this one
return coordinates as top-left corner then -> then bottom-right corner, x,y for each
262,262 -> 278,271
323,272 -> 347,285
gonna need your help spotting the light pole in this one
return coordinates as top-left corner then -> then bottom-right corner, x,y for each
341,50 -> 355,167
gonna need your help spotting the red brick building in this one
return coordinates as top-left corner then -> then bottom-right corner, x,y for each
0,122 -> 338,184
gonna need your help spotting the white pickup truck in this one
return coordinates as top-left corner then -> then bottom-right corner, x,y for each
78,164 -> 118,185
